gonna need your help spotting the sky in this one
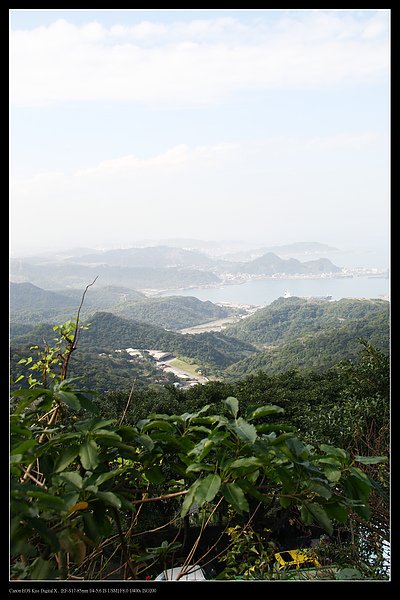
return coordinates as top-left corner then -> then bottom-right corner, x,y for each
9,9 -> 390,258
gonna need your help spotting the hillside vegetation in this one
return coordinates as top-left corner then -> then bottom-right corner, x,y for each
224,297 -> 388,346
10,282 -> 236,330
10,295 -> 389,393
11,311 -> 257,375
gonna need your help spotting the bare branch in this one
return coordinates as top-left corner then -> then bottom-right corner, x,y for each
119,380 -> 135,426
60,276 -> 98,380
131,489 -> 188,506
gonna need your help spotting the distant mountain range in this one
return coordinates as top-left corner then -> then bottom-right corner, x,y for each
257,242 -> 338,255
10,282 -> 78,311
10,243 -> 342,292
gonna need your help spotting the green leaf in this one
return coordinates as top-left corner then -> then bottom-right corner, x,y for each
59,471 -> 83,490
109,442 -> 138,459
188,438 -> 214,461
26,491 -> 65,510
144,466 -> 165,484
79,440 -> 99,471
226,457 -> 263,474
324,503 -> 348,523
279,496 -> 292,508
348,469 -> 372,496
224,396 -> 239,419
195,474 -> 221,504
317,457 -> 342,466
94,467 -> 125,486
77,395 -> 99,415
247,405 -> 284,420
191,404 -> 212,419
141,420 -> 175,433
56,391 -> 81,411
236,479 -> 266,502
302,502 -> 333,535
285,437 -> 308,459
62,492 -> 80,511
76,417 -> 115,432
187,425 -> 212,435
354,455 -> 388,465
26,517 -> 60,552
89,430 -> 121,442
320,444 -> 348,462
267,433 -> 295,446
13,389 -> 53,414
300,504 -> 314,526
228,456 -> 263,469
221,482 -> 249,514
11,439 -> 37,455
83,512 -> 101,544
181,479 -> 202,517
353,503 -> 371,520
134,435 -> 154,451
53,447 -> 79,473
322,466 -> 342,483
29,557 -> 57,580
10,454 -> 23,464
233,418 -> 257,445
96,491 -> 122,509
255,423 -> 294,433
186,463 -> 214,474
308,481 -> 332,500
12,388 -> 50,399
116,425 -> 139,442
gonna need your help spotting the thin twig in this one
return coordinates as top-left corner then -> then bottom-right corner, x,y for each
112,508 -> 136,579
177,497 -> 224,580
21,468 -> 47,489
131,489 -> 188,505
119,380 -> 135,426
61,276 -> 98,380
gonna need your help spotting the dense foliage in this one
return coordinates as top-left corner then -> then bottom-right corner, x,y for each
10,297 -> 389,394
225,312 -> 388,379
10,313 -> 389,581
11,311 -> 257,373
224,297 -> 389,346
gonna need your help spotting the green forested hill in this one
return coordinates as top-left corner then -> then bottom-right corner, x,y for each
10,282 -> 78,310
235,253 -> 340,275
225,310 -> 389,379
11,311 -> 257,372
10,295 -> 389,392
224,297 -> 389,346
112,295 -> 233,329
10,282 -> 234,330
9,260 -> 220,291
77,312 -> 256,368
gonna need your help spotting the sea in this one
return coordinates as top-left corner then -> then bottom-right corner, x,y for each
159,247 -> 390,306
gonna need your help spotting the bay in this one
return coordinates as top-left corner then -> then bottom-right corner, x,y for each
160,276 -> 389,306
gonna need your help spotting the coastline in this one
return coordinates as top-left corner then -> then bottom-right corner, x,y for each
141,270 -> 389,299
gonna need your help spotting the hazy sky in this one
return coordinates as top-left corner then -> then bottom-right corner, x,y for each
10,9 -> 390,256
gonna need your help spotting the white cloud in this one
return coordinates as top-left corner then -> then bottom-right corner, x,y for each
10,11 -> 389,107
10,133 -> 387,253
